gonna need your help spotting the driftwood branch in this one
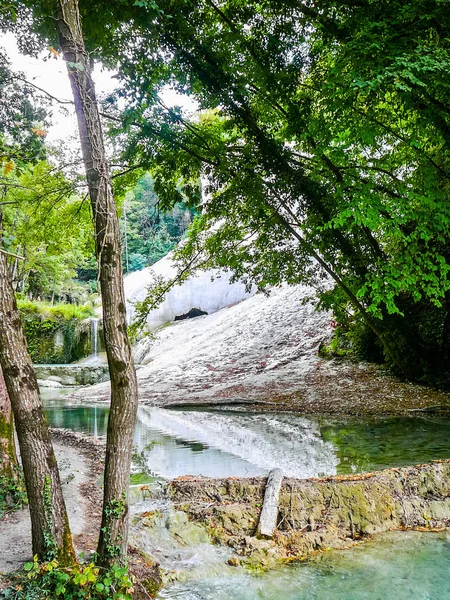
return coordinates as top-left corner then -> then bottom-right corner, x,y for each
0,248 -> 25,261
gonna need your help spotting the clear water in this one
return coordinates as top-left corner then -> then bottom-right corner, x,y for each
43,393 -> 450,479
42,390 -> 450,598
319,415 -> 450,474
158,531 -> 450,600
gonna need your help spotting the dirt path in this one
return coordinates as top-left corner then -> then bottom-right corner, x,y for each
0,430 -> 103,574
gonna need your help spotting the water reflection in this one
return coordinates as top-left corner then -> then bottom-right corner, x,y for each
319,415 -> 450,474
43,390 -> 450,480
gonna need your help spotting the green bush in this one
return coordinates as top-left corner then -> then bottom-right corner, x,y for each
1,557 -> 133,600
0,473 -> 27,518
17,300 -> 95,321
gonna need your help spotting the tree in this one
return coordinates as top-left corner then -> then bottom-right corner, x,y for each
120,173 -> 194,271
0,248 -> 75,563
56,0 -> 138,566
1,160 -> 93,301
73,0 -> 450,385
0,49 -> 47,170
0,56 -> 75,562
2,1 -> 139,566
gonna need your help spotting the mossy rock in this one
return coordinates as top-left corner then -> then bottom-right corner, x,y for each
18,301 -> 95,364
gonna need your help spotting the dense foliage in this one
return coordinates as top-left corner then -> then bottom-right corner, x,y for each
2,557 -> 133,599
51,0 -> 450,385
1,160 -> 95,302
0,51 -> 47,170
2,1 -> 450,384
119,174 -> 195,272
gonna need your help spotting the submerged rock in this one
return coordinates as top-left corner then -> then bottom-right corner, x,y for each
37,378 -> 63,388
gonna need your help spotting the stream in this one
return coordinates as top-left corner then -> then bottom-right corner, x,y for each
41,387 -> 450,599
42,389 -> 450,479
157,530 -> 450,600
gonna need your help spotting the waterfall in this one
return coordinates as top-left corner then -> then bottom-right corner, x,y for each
91,318 -> 99,357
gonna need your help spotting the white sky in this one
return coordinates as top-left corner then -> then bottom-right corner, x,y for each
2,31 -> 197,149
2,32 -> 115,146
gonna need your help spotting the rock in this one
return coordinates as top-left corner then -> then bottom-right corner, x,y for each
34,365 -> 109,386
37,378 -> 63,388
167,461 -> 450,564
124,253 -> 255,330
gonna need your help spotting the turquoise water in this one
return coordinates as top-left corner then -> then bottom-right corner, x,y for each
43,395 -> 450,479
42,392 -> 450,598
45,402 -> 110,438
158,531 -> 450,600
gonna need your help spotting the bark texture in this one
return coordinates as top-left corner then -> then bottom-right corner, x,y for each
0,251 -> 75,563
256,468 -> 283,538
57,0 -> 139,566
0,365 -> 18,479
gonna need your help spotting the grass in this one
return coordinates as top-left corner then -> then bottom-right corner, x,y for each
17,300 -> 96,321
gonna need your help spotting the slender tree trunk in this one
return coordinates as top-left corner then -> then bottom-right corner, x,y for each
57,0 -> 139,567
442,291 -> 450,366
0,250 -> 75,563
0,365 -> 18,480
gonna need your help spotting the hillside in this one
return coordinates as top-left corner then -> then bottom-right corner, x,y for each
75,283 -> 450,414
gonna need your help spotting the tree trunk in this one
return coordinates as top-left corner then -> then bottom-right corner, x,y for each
0,365 -> 18,480
57,0 -> 139,567
441,292 -> 450,367
0,250 -> 75,563
257,468 -> 284,538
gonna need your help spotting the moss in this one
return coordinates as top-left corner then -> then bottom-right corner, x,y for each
0,412 -> 12,440
168,463 -> 450,566
129,549 -> 163,599
141,576 -> 162,598
17,301 -> 95,364
57,512 -> 76,566
129,472 -> 157,485
0,413 -> 26,517
0,412 -> 18,480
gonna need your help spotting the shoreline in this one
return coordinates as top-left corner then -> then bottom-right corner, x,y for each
68,358 -> 450,417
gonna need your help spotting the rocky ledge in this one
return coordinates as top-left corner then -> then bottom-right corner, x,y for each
166,460 -> 450,569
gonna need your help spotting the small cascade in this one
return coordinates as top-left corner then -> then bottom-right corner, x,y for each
77,317 -> 106,365
129,496 -> 236,585
91,318 -> 99,357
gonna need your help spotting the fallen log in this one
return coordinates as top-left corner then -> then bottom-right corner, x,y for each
257,468 -> 283,538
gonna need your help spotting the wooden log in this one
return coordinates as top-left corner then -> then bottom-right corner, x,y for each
257,468 -> 284,538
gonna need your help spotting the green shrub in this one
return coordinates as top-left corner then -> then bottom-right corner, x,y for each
1,557 -> 133,600
17,300 -> 95,321
0,472 -> 27,518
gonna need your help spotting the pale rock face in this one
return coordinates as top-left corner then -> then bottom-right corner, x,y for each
75,282 -> 334,405
123,254 -> 255,330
